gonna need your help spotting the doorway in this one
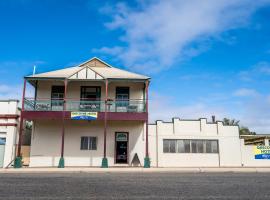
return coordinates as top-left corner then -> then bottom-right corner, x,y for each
80,86 -> 101,111
115,132 -> 129,164
0,138 -> 6,168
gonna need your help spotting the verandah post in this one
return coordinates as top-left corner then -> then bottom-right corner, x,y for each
144,80 -> 150,168
58,79 -> 67,168
101,79 -> 109,168
14,79 -> 27,168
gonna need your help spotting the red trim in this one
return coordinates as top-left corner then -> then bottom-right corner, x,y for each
22,111 -> 148,121
0,114 -> 19,119
103,80 -> 108,158
145,81 -> 149,157
0,123 -> 17,126
60,79 -> 68,158
17,79 -> 26,157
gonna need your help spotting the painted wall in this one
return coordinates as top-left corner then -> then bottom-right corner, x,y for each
30,120 -> 145,167
240,139 -> 270,167
28,116 -> 270,168
149,118 -> 242,167
35,80 -> 144,100
0,100 -> 19,168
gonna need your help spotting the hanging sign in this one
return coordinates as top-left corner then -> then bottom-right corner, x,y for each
71,112 -> 98,120
254,146 -> 270,159
116,133 -> 128,142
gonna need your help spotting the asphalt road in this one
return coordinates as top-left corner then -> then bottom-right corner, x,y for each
0,172 -> 270,199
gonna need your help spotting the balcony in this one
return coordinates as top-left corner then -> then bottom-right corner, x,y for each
24,98 -> 146,113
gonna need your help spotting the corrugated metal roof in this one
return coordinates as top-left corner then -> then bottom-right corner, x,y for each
27,66 -> 79,78
26,57 -> 150,80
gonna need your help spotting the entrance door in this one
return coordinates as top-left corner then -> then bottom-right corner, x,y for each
115,132 -> 128,164
0,138 -> 6,168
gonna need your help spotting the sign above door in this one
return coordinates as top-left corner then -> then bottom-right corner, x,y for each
116,133 -> 128,142
71,112 -> 98,120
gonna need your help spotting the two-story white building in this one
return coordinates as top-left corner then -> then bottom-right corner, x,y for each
12,57 -> 270,168
18,57 -> 150,168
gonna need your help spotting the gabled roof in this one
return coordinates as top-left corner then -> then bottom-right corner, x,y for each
26,57 -> 150,81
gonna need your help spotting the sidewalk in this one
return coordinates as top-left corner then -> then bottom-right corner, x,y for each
1,167 -> 270,173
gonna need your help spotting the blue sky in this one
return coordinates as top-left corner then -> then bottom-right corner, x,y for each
1,0 -> 270,133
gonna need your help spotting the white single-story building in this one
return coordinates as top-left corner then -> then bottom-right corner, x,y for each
0,100 -> 19,168
149,118 -> 270,167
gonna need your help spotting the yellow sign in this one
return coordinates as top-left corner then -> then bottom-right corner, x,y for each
254,146 -> 270,159
71,112 -> 98,120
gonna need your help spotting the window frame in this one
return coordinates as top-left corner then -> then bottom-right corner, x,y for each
163,139 -> 219,154
80,136 -> 97,150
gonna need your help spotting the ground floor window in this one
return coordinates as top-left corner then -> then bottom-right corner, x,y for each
163,139 -> 218,154
80,137 -> 97,150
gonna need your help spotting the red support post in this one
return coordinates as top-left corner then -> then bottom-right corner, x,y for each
15,79 -> 26,168
145,80 -> 149,157
101,79 -> 109,167
17,79 -> 26,157
59,79 -> 67,168
144,80 -> 150,168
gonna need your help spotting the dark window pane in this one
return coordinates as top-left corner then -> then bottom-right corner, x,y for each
51,86 -> 64,107
197,140 -> 204,153
177,140 -> 185,153
80,137 -> 88,150
191,140 -> 197,153
206,141 -> 212,153
184,140 -> 190,153
89,137 -> 97,150
212,141 -> 218,153
52,86 -> 64,93
163,140 -> 170,153
169,140 -> 176,153
116,87 -> 129,108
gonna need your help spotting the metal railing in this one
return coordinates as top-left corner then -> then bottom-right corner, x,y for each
24,98 -> 146,113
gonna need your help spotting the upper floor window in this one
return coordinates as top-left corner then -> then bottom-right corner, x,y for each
116,87 -> 129,109
80,86 -> 101,100
116,87 -> 129,100
80,86 -> 101,111
51,86 -> 64,108
51,86 -> 64,99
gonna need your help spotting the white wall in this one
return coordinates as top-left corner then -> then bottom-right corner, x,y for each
0,100 -> 19,168
149,118 -> 242,167
30,120 -> 145,167
240,139 -> 270,167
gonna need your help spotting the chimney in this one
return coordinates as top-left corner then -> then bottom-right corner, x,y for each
212,115 -> 216,123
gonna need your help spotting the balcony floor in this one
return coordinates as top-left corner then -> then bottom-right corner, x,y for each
22,111 -> 148,121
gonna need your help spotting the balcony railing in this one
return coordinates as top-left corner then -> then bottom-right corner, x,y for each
24,98 -> 146,113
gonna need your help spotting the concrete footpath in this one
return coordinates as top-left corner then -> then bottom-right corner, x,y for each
1,167 -> 270,173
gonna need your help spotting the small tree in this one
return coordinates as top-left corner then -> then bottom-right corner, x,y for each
222,118 -> 240,126
222,118 -> 256,135
239,126 -> 256,135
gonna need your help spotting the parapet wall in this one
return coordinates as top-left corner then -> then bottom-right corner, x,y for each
148,118 -> 241,167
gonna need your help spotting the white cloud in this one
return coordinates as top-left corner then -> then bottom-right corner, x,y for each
256,61 -> 270,74
97,0 -> 270,72
149,92 -> 227,122
239,94 -> 270,133
238,61 -> 270,81
149,89 -> 270,134
233,88 -> 258,97
0,83 -> 34,107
